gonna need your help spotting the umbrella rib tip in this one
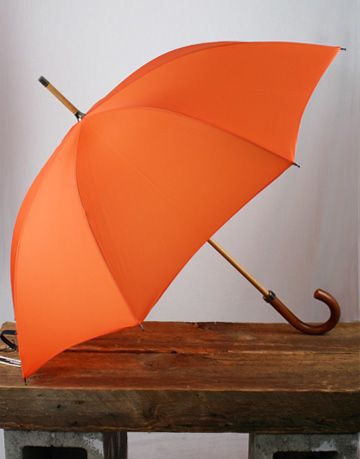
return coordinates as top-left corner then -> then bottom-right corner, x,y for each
293,162 -> 301,168
340,47 -> 347,51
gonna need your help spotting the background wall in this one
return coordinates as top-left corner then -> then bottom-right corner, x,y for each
0,1 -> 358,458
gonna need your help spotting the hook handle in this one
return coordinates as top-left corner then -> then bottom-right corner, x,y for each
264,289 -> 341,334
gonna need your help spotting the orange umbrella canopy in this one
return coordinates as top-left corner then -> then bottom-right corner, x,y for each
11,42 -> 339,377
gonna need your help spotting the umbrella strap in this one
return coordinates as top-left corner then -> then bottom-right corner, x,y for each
0,329 -> 18,351
0,330 -> 21,368
0,355 -> 21,367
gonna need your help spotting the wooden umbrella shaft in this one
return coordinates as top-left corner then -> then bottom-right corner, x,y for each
38,77 -> 85,120
207,239 -> 269,297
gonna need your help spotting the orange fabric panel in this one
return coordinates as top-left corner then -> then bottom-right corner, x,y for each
77,107 -> 290,321
10,41 -> 339,376
89,42 -> 339,161
12,125 -> 138,377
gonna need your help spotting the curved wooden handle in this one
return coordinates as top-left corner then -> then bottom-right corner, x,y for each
265,288 -> 341,335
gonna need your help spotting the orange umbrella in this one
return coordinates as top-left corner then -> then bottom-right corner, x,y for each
5,41 -> 342,378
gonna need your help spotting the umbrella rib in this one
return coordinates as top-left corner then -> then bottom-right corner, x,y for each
86,105 -> 295,167
150,106 -> 295,165
74,124 -> 141,325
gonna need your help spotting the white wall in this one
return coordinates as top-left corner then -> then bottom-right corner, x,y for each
0,1 -> 358,458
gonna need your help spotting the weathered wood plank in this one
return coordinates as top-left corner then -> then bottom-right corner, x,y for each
0,321 -> 359,433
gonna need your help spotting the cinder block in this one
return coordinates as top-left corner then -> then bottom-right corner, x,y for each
4,430 -> 127,459
248,433 -> 360,459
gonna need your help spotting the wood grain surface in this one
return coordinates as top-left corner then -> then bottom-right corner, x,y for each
0,321 -> 359,433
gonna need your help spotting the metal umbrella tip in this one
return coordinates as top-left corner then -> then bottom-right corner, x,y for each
38,76 -> 50,87
340,47 -> 347,51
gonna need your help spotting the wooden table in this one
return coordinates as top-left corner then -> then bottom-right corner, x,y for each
0,321 -> 359,434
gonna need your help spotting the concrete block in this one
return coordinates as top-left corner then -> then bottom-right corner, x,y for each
4,430 -> 127,459
248,433 -> 360,459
